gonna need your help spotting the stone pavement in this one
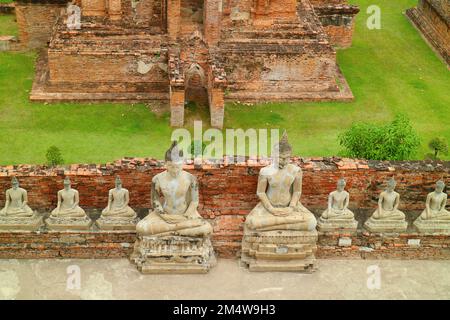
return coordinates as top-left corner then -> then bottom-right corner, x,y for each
0,259 -> 449,300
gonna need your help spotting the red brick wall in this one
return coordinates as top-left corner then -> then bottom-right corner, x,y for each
0,158 -> 448,212
0,157 -> 449,257
15,1 -> 67,49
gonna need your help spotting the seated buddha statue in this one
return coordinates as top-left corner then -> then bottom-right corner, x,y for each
364,177 -> 407,233
371,178 -> 405,220
50,177 -> 86,218
0,177 -> 34,217
245,132 -> 317,232
417,180 -> 449,221
321,178 -> 354,220
101,176 -> 136,219
136,141 -> 212,238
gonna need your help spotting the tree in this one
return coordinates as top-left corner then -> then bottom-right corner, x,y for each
428,137 -> 448,160
46,146 -> 64,166
338,114 -> 420,160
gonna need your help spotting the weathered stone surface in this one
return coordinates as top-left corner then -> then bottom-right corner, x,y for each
241,228 -> 318,272
18,0 -> 359,128
131,235 -> 216,273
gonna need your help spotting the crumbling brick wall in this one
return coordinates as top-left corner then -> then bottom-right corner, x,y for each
15,0 -> 68,49
0,157 -> 448,257
406,0 -> 449,66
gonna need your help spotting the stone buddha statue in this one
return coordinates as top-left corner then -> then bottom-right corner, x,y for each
135,142 -> 212,237
132,141 -> 215,274
96,176 -> 138,230
51,177 -> 86,218
0,177 -> 43,231
317,178 -> 357,232
46,177 -> 91,230
414,180 -> 450,233
0,177 -> 34,217
241,132 -> 318,272
364,178 -> 407,233
245,132 -> 317,232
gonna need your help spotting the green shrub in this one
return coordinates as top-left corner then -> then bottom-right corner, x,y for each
338,114 -> 420,160
427,137 -> 448,160
46,146 -> 64,166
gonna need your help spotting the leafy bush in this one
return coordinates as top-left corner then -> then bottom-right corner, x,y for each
427,137 -> 448,160
338,114 -> 420,160
46,146 -> 64,166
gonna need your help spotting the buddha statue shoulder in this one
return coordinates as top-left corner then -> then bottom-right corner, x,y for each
136,141 -> 212,238
50,177 -> 86,218
0,177 -> 34,217
245,132 -> 317,232
101,176 -> 136,218
321,178 -> 354,220
419,180 -> 449,221
371,178 -> 405,220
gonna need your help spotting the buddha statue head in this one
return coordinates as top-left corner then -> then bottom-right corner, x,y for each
11,177 -> 19,190
435,180 -> 446,193
386,177 -> 397,192
337,178 -> 346,192
63,177 -> 71,190
273,131 -> 292,169
115,176 -> 122,190
165,141 -> 184,178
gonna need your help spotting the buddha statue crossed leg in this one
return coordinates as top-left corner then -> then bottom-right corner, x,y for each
131,141 -> 215,274
241,132 -> 318,272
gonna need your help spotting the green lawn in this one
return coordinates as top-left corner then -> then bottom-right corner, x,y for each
0,14 -> 18,37
0,0 -> 449,165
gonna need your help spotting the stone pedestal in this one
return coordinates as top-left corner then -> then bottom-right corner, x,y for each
46,216 -> 93,231
96,216 -> 139,231
241,228 -> 318,272
364,218 -> 407,233
317,217 -> 358,233
414,218 -> 450,235
0,213 -> 44,231
131,236 -> 216,274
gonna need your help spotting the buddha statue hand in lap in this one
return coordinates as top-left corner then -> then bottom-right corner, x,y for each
414,180 -> 450,234
46,177 -> 91,231
321,179 -> 354,220
96,176 -> 138,230
0,177 -> 34,217
318,178 -> 357,232
364,177 -> 407,233
244,132 -> 317,232
135,141 -> 212,238
241,132 -> 317,272
0,177 -> 43,231
419,180 -> 449,220
50,177 -> 86,218
101,176 -> 136,218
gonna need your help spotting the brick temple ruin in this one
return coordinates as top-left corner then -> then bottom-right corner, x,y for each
406,0 -> 449,67
14,0 -> 359,128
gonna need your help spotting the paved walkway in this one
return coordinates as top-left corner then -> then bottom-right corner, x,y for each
1,259 -> 449,299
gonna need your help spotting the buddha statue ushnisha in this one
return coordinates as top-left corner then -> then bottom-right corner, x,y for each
136,141 -> 212,237
418,180 -> 450,221
0,177 -> 34,217
245,132 -> 317,232
50,177 -> 86,218
371,178 -> 405,221
321,178 -> 354,220
101,176 -> 136,219
364,177 -> 407,233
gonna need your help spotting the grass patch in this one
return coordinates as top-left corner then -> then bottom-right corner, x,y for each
0,0 -> 449,165
0,14 -> 18,37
